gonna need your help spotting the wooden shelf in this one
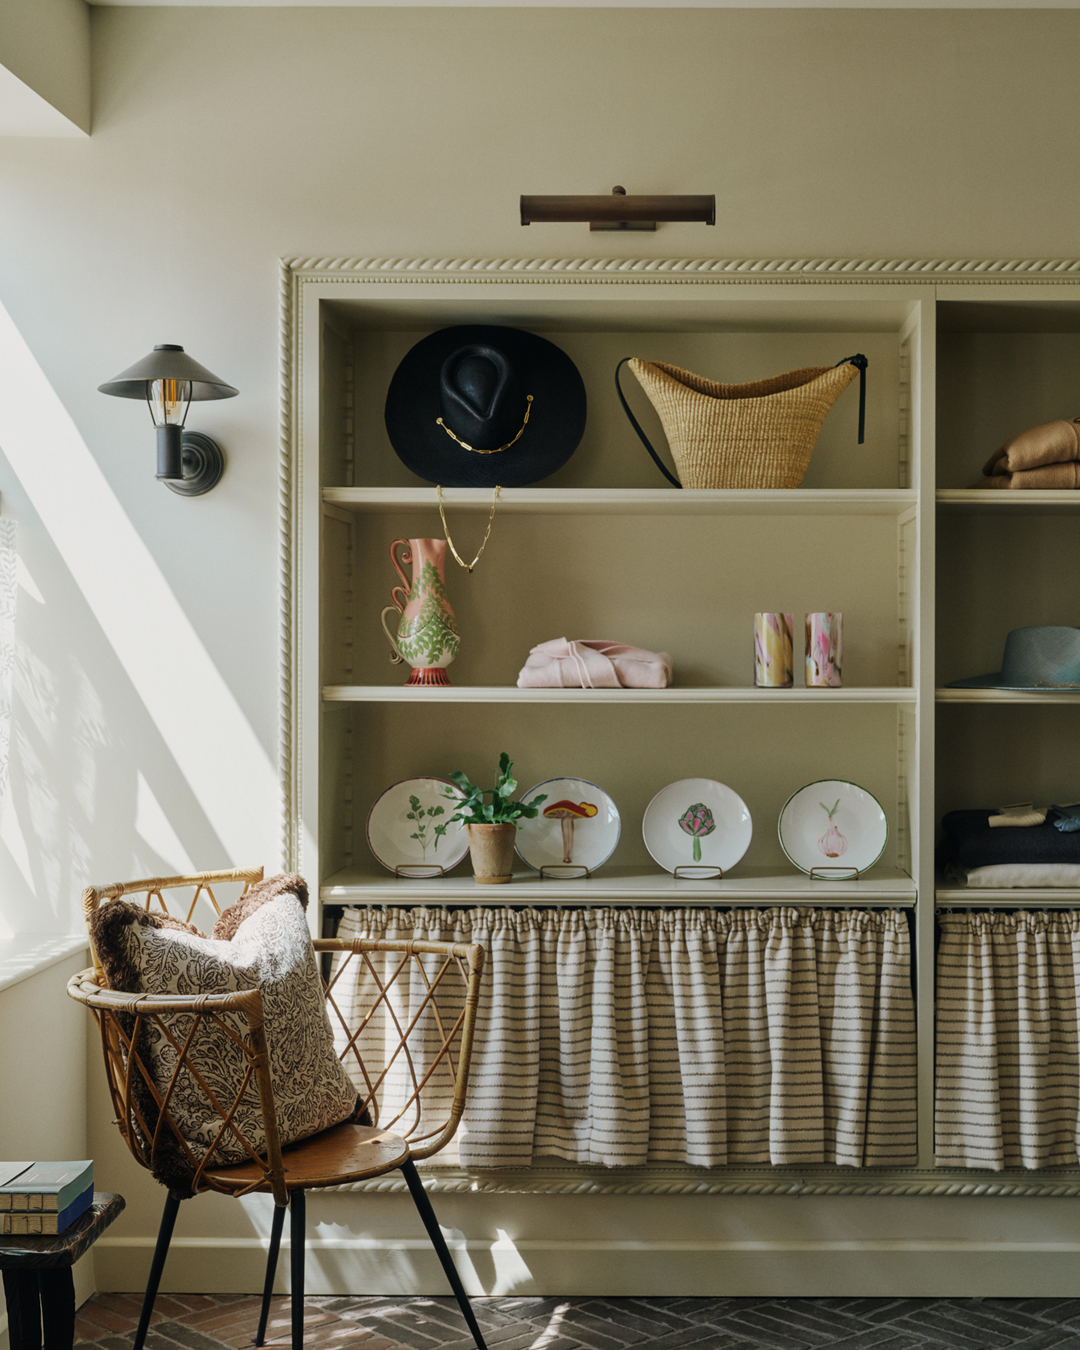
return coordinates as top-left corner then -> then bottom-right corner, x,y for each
322,863 -> 917,908
936,688 -> 1080,704
937,884 -> 1080,907
324,487 -> 918,517
325,685 -> 918,705
938,489 -> 1080,514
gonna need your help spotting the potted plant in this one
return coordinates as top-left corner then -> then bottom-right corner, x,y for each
445,753 -> 546,884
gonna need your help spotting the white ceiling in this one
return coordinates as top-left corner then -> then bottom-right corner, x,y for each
87,0 -> 1080,8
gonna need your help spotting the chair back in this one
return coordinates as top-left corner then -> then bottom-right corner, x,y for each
319,937 -> 485,1160
82,867 -> 265,978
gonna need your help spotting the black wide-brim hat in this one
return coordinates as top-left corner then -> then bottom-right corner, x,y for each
384,325 -> 587,488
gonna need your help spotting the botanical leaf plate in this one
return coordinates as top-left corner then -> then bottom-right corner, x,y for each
642,778 -> 752,877
366,776 -> 469,877
778,779 -> 887,879
515,778 -> 621,874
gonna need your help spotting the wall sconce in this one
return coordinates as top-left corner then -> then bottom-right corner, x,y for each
98,344 -> 238,496
520,185 -> 715,232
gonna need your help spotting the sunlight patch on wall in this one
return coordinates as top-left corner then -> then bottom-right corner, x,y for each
0,299 -> 278,865
135,770 -> 195,874
1,791 -> 35,906
491,1228 -> 535,1295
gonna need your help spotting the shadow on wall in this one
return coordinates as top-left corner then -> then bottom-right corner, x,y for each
0,298 -> 280,936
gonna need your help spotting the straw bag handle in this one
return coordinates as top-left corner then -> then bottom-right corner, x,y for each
838,353 -> 869,444
615,358 -> 682,487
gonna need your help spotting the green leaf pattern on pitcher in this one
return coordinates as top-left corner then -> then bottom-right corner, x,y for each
398,560 -> 460,667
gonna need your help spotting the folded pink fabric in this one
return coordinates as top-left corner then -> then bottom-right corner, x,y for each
517,639 -> 673,689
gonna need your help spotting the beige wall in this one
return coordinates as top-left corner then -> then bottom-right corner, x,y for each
5,5 -> 1080,1298
0,0 -> 90,133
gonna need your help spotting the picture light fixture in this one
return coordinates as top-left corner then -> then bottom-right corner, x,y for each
520,186 -> 716,232
98,344 -> 238,496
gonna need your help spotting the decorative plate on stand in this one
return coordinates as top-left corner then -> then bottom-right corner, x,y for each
366,777 -> 469,877
515,778 -> 621,876
642,778 -> 752,877
778,779 -> 888,878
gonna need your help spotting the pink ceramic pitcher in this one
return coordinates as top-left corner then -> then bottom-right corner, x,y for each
380,538 -> 460,686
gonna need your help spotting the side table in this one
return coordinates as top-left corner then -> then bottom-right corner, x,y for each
0,1193 -> 124,1350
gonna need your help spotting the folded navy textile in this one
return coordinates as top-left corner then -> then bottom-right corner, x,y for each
939,809 -> 1080,867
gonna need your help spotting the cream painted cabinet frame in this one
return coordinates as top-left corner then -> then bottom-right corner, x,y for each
279,256 -> 1080,1199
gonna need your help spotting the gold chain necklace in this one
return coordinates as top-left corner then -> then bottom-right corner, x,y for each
437,485 -> 502,573
436,395 -> 534,454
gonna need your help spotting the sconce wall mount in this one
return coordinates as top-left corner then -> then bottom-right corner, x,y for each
99,344 -> 238,496
521,186 -> 715,232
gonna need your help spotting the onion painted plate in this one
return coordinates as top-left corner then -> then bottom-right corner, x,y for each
515,778 -> 621,874
366,777 -> 469,877
778,779 -> 888,878
642,778 -> 752,876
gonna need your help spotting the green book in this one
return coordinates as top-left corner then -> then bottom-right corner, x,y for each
0,1161 -> 93,1213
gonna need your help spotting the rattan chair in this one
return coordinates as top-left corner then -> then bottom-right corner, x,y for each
69,869 -> 488,1350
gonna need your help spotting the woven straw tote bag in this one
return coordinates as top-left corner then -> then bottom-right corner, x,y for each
617,354 -> 867,489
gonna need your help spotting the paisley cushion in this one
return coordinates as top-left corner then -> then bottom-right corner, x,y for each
89,874 -> 358,1194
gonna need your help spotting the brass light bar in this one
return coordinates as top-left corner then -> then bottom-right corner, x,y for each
520,186 -> 715,232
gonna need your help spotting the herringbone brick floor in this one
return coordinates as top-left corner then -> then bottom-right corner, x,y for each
71,1292 -> 1080,1350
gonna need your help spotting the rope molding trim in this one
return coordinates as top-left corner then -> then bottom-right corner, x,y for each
324,1167 -> 1080,1199
283,255 -> 1080,278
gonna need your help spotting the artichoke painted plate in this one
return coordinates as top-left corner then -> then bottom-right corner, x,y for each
366,777 -> 469,877
642,778 -> 752,876
778,779 -> 888,878
515,778 -> 621,874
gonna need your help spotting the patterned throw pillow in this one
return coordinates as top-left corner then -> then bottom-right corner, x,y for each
89,874 -> 359,1195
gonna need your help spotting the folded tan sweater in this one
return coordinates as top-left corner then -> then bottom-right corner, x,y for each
977,461 -> 1080,489
983,417 -> 1080,476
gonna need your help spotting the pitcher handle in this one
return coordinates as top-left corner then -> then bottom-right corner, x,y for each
389,538 -> 413,592
380,607 -> 405,665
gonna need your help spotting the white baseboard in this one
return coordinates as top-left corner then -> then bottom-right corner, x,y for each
92,1236 -> 1080,1298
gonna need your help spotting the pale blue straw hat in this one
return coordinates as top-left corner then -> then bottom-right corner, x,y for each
947,626 -> 1080,690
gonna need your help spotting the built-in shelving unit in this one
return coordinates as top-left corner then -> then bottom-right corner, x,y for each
282,260 -> 1080,1209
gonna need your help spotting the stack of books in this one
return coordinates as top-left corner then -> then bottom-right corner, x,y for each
0,1161 -> 94,1236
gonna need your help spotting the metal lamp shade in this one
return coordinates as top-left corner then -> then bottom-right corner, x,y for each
99,344 -> 236,490
98,344 -> 238,402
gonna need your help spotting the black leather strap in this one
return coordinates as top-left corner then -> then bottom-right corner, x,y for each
615,357 -> 682,488
836,353 -> 868,444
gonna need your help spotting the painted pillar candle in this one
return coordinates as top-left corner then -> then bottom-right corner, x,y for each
754,613 -> 794,688
805,612 -> 843,687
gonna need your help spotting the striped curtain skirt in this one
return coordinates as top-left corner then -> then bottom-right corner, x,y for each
333,906 -> 917,1170
936,910 -> 1080,1170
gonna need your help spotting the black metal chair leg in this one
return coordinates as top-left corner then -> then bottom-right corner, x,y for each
255,1201 -> 287,1346
400,1159 -> 488,1350
289,1189 -> 306,1350
133,1191 -> 182,1350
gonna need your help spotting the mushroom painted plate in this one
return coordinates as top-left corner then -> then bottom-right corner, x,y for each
778,779 -> 888,878
642,779 -> 752,876
515,778 -> 620,874
366,777 -> 469,877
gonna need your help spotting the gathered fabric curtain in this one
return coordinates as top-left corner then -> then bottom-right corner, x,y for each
936,910 -> 1080,1170
334,906 -> 916,1170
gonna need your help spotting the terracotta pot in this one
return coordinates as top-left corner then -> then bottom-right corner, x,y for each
467,823 -> 516,884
